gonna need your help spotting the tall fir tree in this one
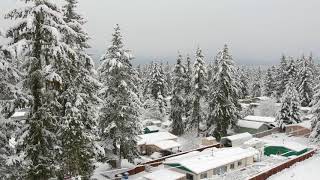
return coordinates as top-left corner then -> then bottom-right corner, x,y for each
276,55 -> 288,101
264,67 -> 276,97
310,83 -> 320,141
298,56 -> 314,107
239,68 -> 249,99
98,25 -> 141,164
188,47 -> 207,136
170,53 -> 186,135
251,67 -> 262,97
207,45 -> 241,141
277,79 -> 301,129
184,55 -> 193,117
6,0 -> 80,178
58,0 -> 101,177
149,62 -> 167,114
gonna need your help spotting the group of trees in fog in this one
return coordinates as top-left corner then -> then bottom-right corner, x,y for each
1,0 -> 320,179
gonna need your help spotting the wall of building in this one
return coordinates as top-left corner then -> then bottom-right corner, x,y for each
286,125 -> 310,136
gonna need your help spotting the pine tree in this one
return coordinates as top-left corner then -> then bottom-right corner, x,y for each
184,55 -> 193,117
207,45 -> 241,141
251,67 -> 262,97
276,55 -> 288,101
298,56 -> 314,107
149,62 -> 167,114
58,0 -> 100,177
310,83 -> 320,141
188,47 -> 207,136
98,25 -> 141,164
6,1 -> 78,178
239,69 -> 249,99
164,61 -> 173,95
286,58 -> 298,82
265,67 -> 276,97
170,53 -> 185,135
277,79 -> 301,129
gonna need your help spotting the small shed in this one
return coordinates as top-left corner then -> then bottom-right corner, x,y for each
143,169 -> 186,180
264,142 -> 310,157
220,132 -> 253,147
236,120 -> 269,134
144,126 -> 160,134
138,132 -> 179,155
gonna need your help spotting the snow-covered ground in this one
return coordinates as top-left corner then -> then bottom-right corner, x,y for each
268,152 -> 320,180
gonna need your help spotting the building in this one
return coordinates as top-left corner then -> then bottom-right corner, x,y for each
264,142 -> 310,157
235,120 -> 270,134
201,136 -> 218,146
164,147 -> 257,180
143,169 -> 186,180
138,132 -> 181,155
220,132 -> 253,147
285,120 -> 311,137
10,109 -> 29,121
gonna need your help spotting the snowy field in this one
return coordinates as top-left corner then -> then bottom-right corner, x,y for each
268,152 -> 320,180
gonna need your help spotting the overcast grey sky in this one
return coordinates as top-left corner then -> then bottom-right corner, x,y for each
1,0 -> 320,65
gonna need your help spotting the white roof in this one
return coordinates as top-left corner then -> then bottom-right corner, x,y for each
11,111 -> 27,118
143,169 -> 185,180
138,132 -> 178,145
225,132 -> 253,141
256,96 -> 271,101
204,136 -> 216,141
237,120 -> 265,129
145,125 -> 160,131
165,147 -> 256,174
299,106 -> 311,112
243,115 -> 276,123
153,140 -> 181,150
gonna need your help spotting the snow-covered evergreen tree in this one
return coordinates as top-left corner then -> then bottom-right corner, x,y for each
170,53 -> 185,135
58,0 -> 101,177
184,55 -> 193,117
207,45 -> 241,140
188,47 -> 207,135
310,83 -> 320,141
264,67 -> 276,97
276,55 -> 288,101
149,62 -> 167,114
286,58 -> 298,82
298,56 -> 314,107
5,0 -> 80,178
164,61 -> 173,95
251,67 -> 262,97
277,79 -> 301,129
98,25 -> 141,164
239,69 -> 249,99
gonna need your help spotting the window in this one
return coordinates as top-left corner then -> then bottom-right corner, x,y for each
230,163 -> 235,169
200,172 -> 208,179
186,173 -> 194,180
238,160 -> 242,167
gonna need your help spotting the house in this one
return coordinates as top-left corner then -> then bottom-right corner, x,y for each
264,141 -> 310,157
285,120 -> 311,137
10,109 -> 29,120
138,132 -> 181,155
235,120 -> 269,134
144,126 -> 160,134
143,169 -> 186,180
220,132 -> 253,147
164,147 -> 257,180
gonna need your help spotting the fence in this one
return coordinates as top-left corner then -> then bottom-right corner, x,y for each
249,149 -> 317,180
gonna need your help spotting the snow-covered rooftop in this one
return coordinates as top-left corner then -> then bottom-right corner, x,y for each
165,147 -> 256,174
237,120 -> 265,129
143,169 -> 185,180
266,141 -> 308,152
287,120 -> 312,129
11,111 -> 28,118
138,132 -> 178,145
224,132 -> 253,141
153,140 -> 181,150
243,115 -> 276,123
